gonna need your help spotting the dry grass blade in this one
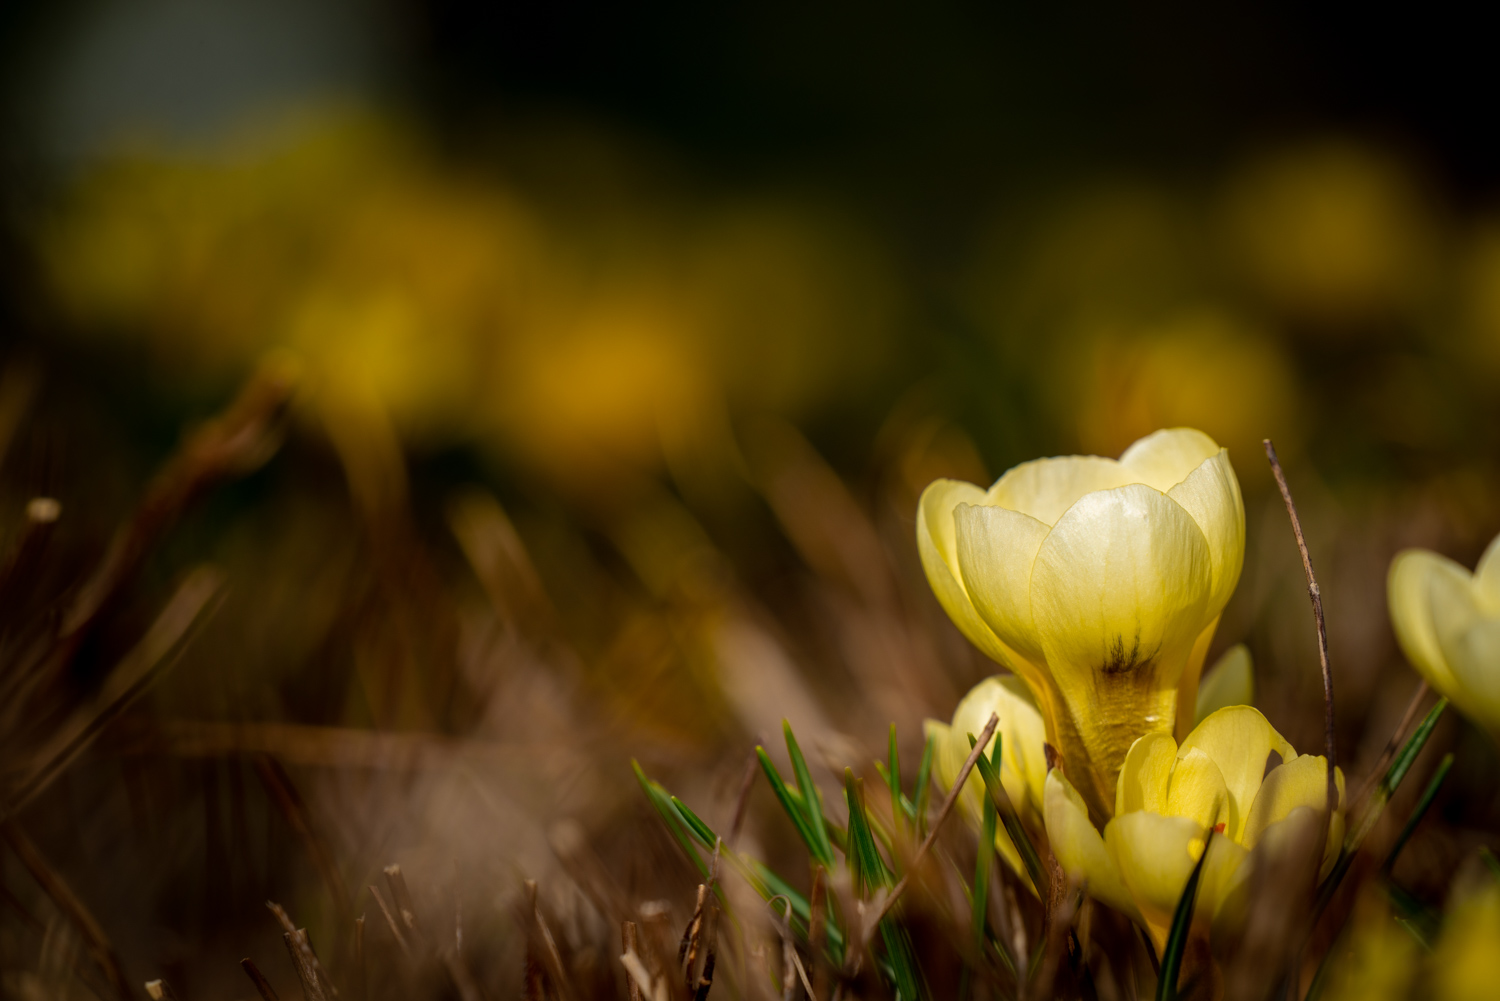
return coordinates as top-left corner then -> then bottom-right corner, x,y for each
2,820 -> 132,1001
863,710 -> 999,938
4,567 -> 224,819
267,903 -> 338,1000
1264,440 -> 1339,815
352,916 -> 366,1001
255,758 -> 352,923
1350,681 -> 1429,810
240,958 -> 281,1001
383,864 -> 422,939
144,979 -> 180,1001
367,884 -> 412,958
282,930 -> 329,1001
623,922 -> 645,1001
524,880 -> 575,1001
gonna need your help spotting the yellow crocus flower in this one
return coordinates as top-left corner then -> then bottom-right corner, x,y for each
924,676 -> 1048,889
917,428 -> 1244,818
1045,706 -> 1345,954
1430,880 -> 1500,1001
1388,532 -> 1500,740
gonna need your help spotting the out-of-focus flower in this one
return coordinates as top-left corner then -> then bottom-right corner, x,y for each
1046,706 -> 1345,954
1431,880 -> 1500,1001
917,428 -> 1244,818
1388,532 -> 1500,740
1068,310 -> 1300,481
1317,887 -> 1419,1001
1222,142 -> 1439,329
1194,644 -> 1255,726
924,676 -> 1047,888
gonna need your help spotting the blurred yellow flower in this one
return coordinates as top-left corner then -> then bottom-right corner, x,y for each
1431,880 -> 1500,1001
924,676 -> 1047,889
1045,706 -> 1345,954
1389,533 -> 1500,740
917,428 -> 1244,818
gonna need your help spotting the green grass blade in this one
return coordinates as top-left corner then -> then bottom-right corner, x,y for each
1381,752 -> 1454,875
970,773 -> 998,971
969,732 -> 1046,897
785,720 -> 836,867
1156,831 -> 1213,1001
915,734 -> 935,838
888,723 -> 903,832
757,745 -> 827,865
1383,699 -> 1448,798
632,760 -> 708,878
844,769 -> 892,892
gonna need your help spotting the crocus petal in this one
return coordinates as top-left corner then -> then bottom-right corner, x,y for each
917,479 -> 1014,666
1116,732 -> 1176,817
1045,771 -> 1139,922
1194,644 -> 1255,727
1174,617 -> 1220,742
1166,450 -> 1245,617
1030,484 -> 1213,793
948,675 -> 1049,818
1178,706 -> 1295,843
986,454 -> 1134,527
1118,428 -> 1223,493
1105,811 -> 1204,952
1242,754 -> 1344,848
1428,568 -> 1500,730
1253,804 -> 1343,882
955,502 -> 1051,661
1166,748 -> 1231,831
1474,531 -> 1500,614
1388,549 -> 1467,700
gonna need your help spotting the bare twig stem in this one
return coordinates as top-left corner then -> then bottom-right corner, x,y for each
367,885 -> 412,957
241,959 -> 281,1001
622,923 -> 645,1001
1264,440 -> 1338,814
863,711 -> 999,936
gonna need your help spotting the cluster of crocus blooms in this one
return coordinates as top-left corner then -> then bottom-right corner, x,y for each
918,428 -> 1245,818
920,428 -> 1347,952
1388,531 -> 1500,742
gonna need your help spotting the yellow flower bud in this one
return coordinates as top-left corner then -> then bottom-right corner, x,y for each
923,676 -> 1047,890
917,428 -> 1245,817
1045,706 -> 1346,955
1388,533 -> 1500,741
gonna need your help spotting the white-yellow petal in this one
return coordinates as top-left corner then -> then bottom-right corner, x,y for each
1388,548 -> 1467,699
1117,428 -> 1223,493
1105,811 -> 1203,951
1045,771 -> 1139,922
1473,531 -> 1500,614
1029,483 -> 1214,785
1242,754 -> 1345,849
1429,567 -> 1500,729
954,502 -> 1051,661
917,480 -> 1013,666
985,454 -> 1134,526
1166,747 -> 1231,832
1194,644 -> 1255,726
947,675 -> 1049,819
1165,450 -> 1245,617
1116,732 -> 1176,817
1178,706 -> 1295,843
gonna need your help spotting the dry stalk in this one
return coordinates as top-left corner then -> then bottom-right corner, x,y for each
144,980 -> 180,1001
524,880 -> 575,1001
267,903 -> 338,1000
1350,680 -> 1430,809
367,884 -> 412,957
1,820 -> 132,1001
240,959 -> 281,1001
623,922 -> 646,1001
255,758 -> 352,923
1264,440 -> 1339,815
282,930 -> 329,1001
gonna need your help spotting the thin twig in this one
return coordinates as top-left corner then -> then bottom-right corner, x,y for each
144,980 -> 179,1001
266,904 -> 337,999
623,923 -> 645,1001
863,711 -> 999,938
281,931 -> 329,1001
1265,440 -> 1339,814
